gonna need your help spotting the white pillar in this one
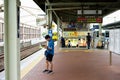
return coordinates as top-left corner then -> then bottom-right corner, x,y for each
57,18 -> 60,47
99,23 -> 102,40
4,0 -> 20,80
46,9 -> 52,28
23,24 -> 25,41
57,18 -> 60,39
49,10 -> 52,28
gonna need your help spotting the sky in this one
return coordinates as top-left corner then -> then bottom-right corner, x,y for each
20,0 -> 46,27
0,0 -> 46,27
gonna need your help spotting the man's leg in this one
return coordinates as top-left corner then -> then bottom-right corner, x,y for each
88,42 -> 90,49
50,62 -> 53,71
87,42 -> 90,49
47,61 -> 53,73
43,60 -> 49,72
47,55 -> 53,73
87,42 -> 89,49
46,60 -> 49,70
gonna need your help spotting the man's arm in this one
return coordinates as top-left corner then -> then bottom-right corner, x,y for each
44,45 -> 52,50
47,41 -> 54,50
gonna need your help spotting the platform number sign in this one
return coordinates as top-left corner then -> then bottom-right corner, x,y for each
48,30 -> 52,37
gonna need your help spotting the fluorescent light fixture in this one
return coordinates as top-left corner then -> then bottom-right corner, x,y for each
77,10 -> 102,14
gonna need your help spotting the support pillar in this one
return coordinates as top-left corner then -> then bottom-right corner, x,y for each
4,0 -> 20,80
57,18 -> 60,47
46,9 -> 52,29
46,0 -> 52,28
99,23 -> 102,40
57,18 -> 60,38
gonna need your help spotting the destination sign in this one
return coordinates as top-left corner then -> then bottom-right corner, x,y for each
77,17 -> 102,23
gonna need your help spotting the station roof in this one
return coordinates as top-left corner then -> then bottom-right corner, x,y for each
102,21 -> 120,29
34,0 -> 120,23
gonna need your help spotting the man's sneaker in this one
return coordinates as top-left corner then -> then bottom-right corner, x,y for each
47,70 -> 53,74
43,69 -> 49,73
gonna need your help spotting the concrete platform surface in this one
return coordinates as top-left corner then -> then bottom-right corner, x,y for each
22,49 -> 120,80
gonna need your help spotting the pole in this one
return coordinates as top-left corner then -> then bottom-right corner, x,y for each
109,51 -> 112,66
4,0 -> 20,80
57,18 -> 60,47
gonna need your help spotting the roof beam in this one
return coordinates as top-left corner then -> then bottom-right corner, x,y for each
47,7 -> 119,11
47,7 -> 82,10
46,2 -> 116,6
46,0 -> 62,22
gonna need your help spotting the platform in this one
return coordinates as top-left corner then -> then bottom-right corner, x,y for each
21,48 -> 120,80
0,48 -> 46,80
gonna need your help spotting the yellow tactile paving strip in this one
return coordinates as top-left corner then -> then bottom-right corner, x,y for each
62,49 -> 94,53
20,54 -> 44,79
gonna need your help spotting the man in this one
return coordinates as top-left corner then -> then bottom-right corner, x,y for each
43,35 -> 54,74
86,33 -> 91,49
61,37 -> 65,47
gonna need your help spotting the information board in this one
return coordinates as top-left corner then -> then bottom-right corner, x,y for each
109,29 -> 120,54
114,29 -> 120,54
63,31 -> 87,38
77,17 -> 102,23
48,30 -> 52,37
109,30 -> 114,51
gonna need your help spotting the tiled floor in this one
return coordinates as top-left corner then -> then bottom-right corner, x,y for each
22,48 -> 120,80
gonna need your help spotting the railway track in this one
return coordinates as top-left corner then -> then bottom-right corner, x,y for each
0,43 -> 42,72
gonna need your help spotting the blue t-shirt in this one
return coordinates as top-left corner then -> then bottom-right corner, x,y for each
47,39 -> 54,55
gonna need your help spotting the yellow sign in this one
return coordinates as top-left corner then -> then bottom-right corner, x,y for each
52,24 -> 55,28
52,32 -> 58,41
63,31 -> 87,37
